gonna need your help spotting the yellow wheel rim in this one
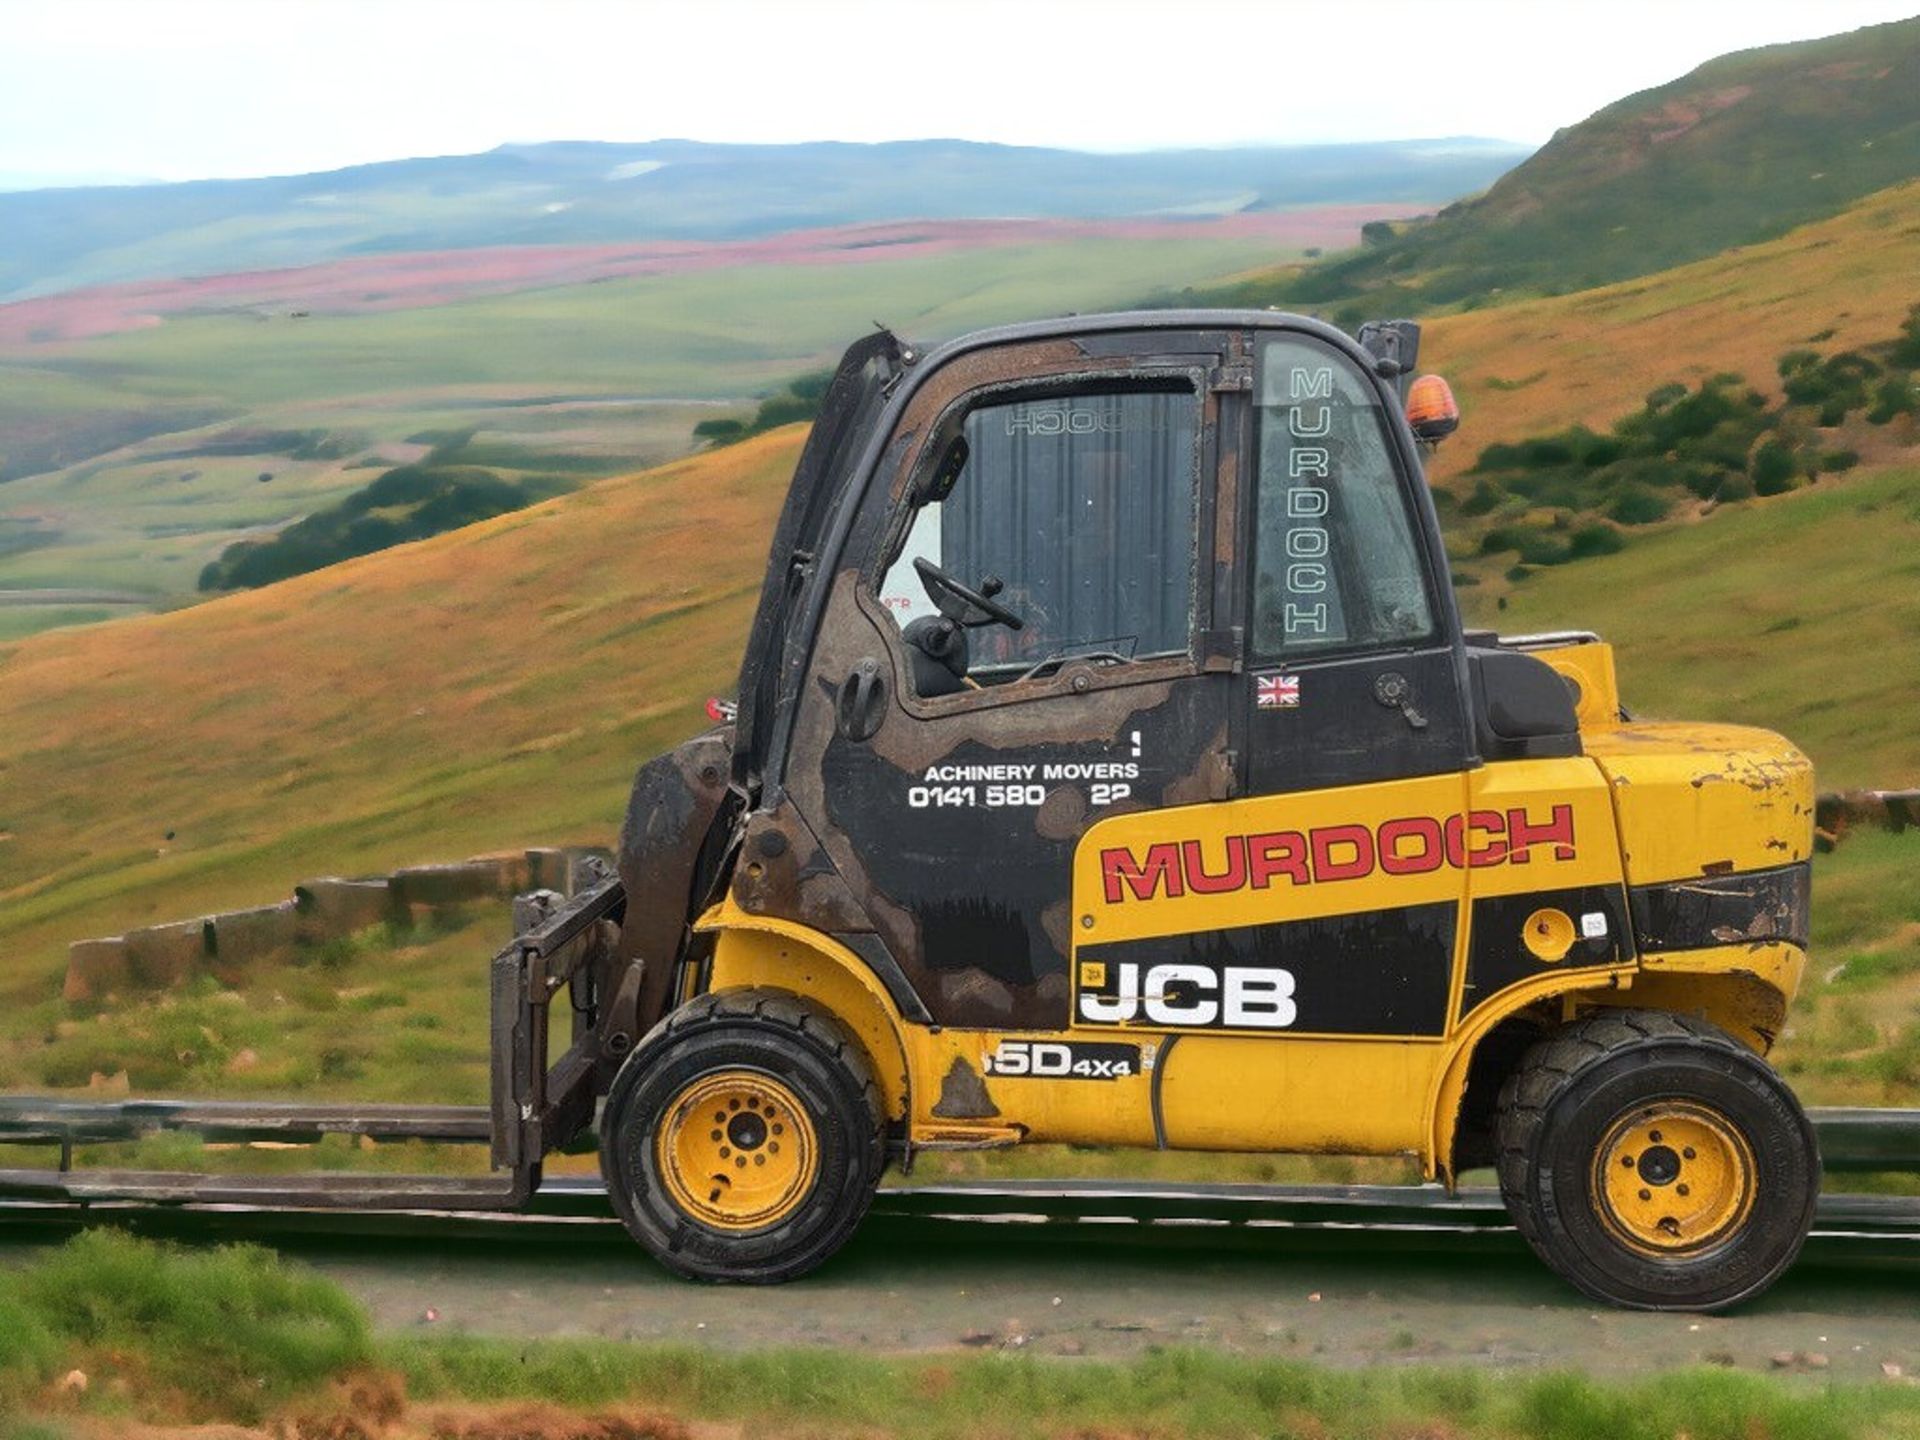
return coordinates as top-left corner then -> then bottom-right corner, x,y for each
656,1070 -> 818,1232
1592,1101 -> 1756,1257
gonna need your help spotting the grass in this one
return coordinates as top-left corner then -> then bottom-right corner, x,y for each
0,1231 -> 369,1422
4,1232 -> 1920,1439
1208,17 -> 1920,314
1485,459 -> 1920,789
0,231 -> 1293,615
1417,180 -> 1920,490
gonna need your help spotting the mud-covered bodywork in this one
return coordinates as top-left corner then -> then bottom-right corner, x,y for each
592,311 -> 1816,1180
611,728 -> 736,1044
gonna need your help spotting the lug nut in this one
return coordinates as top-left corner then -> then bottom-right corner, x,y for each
1677,1184 -> 1690,1197
1649,1130 -> 1663,1143
1683,1147 -> 1696,1160
1639,1189 -> 1652,1201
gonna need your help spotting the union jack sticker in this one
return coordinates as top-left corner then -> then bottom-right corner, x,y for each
1256,673 -> 1300,710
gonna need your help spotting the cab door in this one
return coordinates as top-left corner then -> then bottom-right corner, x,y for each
772,331 -> 1239,1033
1066,326 -> 1476,1157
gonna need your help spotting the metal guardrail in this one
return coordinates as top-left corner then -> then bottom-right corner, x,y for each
0,1099 -> 1915,1259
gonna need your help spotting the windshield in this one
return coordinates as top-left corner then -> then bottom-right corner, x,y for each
1251,335 -> 1434,658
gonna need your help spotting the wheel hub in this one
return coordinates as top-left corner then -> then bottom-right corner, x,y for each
656,1070 -> 818,1232
1593,1102 -> 1756,1257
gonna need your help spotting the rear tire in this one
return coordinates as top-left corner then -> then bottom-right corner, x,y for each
1496,1009 -> 1819,1312
599,987 -> 885,1282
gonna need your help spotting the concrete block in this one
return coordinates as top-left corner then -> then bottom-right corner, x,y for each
206,901 -> 300,978
123,918 -> 210,988
64,937 -> 131,1003
525,848 -> 569,892
475,850 -> 533,894
392,857 -> 521,907
294,877 -> 394,937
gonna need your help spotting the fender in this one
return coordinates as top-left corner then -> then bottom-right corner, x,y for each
1426,963 -> 1636,1183
693,899 -> 912,1122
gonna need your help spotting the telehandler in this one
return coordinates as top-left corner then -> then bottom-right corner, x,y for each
13,311 -> 1825,1311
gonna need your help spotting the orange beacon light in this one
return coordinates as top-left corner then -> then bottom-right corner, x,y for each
1406,373 -> 1460,443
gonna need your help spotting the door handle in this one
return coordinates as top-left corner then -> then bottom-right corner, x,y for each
1373,669 -> 1429,730
835,659 -> 887,742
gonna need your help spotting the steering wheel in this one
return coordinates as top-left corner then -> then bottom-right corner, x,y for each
913,556 -> 1024,630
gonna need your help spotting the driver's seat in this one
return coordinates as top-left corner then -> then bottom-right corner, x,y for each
901,615 -> 970,697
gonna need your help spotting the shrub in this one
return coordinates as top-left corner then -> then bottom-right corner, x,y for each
200,464 -> 561,591
1892,303 -> 1920,367
1867,373 -> 1915,424
1715,471 -> 1756,502
1818,449 -> 1860,473
1749,439 -> 1796,493
1566,522 -> 1625,559
1606,483 -> 1669,525
692,417 -> 746,443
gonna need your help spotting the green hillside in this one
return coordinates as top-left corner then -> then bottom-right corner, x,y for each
0,230 -> 1295,631
1204,16 -> 1920,317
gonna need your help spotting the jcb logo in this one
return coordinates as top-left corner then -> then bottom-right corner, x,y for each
1077,962 -> 1298,1030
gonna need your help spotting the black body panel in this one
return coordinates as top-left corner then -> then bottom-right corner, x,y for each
1460,884 -> 1632,1019
1077,901 -> 1457,1037
1630,863 -> 1812,953
1244,646 -> 1471,794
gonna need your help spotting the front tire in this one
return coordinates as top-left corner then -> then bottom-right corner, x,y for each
599,988 -> 885,1282
1496,1009 -> 1819,1312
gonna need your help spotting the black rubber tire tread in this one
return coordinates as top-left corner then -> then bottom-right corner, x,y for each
599,986 -> 885,1283
1495,1008 -> 1820,1312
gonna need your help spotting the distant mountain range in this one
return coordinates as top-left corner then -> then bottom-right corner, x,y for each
0,137 -> 1528,300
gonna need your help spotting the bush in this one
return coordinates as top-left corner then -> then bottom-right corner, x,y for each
1818,449 -> 1860,473
1749,439 -> 1796,494
1867,373 -> 1915,424
1892,303 -> 1920,368
1715,471 -> 1756,502
1606,483 -> 1669,525
200,464 -> 562,591
1566,522 -> 1625,559
692,417 -> 746,443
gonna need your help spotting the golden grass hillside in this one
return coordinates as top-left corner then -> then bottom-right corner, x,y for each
1423,179 -> 1920,484
0,427 -> 806,1006
5,184 -> 1918,1012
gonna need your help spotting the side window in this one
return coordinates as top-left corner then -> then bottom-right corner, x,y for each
1252,337 -> 1435,658
879,385 -> 1199,687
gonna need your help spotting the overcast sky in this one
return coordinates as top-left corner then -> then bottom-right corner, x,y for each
1,0 -> 1914,185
